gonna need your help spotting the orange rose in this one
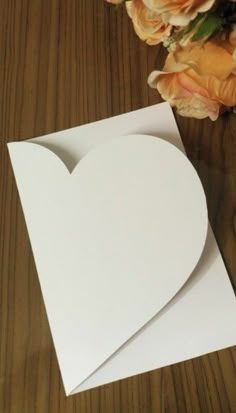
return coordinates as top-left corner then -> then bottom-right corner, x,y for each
126,0 -> 171,45
148,40 -> 236,120
143,0 -> 215,26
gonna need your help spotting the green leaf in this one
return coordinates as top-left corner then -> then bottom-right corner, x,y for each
174,13 -> 206,41
191,13 -> 223,42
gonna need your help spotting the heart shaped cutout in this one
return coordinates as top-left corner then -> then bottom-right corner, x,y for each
8,135 -> 208,393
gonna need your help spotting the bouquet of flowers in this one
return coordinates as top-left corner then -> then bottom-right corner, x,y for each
106,0 -> 236,120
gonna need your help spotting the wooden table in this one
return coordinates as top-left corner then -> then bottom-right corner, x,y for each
0,1 -> 236,412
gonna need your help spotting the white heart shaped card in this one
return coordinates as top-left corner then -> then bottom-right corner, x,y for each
8,103 -> 236,395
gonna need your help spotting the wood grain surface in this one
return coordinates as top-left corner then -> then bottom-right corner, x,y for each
0,1 -> 236,412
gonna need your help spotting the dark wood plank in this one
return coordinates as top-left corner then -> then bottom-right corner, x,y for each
0,1 -> 235,412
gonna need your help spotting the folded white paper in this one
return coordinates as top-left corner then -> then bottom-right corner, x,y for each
8,103 -> 236,395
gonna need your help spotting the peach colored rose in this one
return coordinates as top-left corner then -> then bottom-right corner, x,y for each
143,0 -> 215,26
126,0 -> 171,45
148,41 -> 236,120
